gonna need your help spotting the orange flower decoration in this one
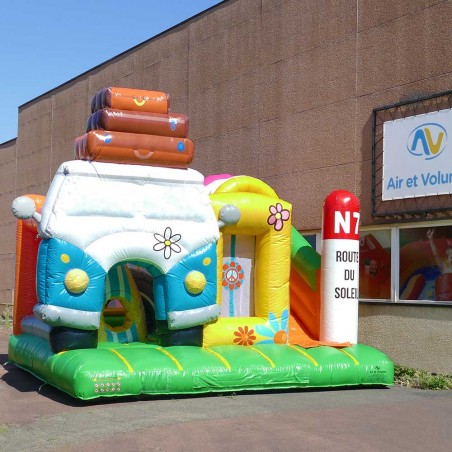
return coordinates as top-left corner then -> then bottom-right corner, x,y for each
233,325 -> 256,346
222,261 -> 245,291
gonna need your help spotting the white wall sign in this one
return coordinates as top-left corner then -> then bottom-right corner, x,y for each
382,108 -> 452,201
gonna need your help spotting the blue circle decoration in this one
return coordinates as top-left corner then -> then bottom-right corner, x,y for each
104,134 -> 112,144
177,142 -> 185,152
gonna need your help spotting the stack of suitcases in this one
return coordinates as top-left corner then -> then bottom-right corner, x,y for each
74,86 -> 194,168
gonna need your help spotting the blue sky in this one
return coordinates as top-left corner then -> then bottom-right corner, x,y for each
0,0 -> 223,144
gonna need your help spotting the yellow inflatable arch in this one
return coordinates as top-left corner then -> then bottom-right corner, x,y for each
204,176 -> 292,347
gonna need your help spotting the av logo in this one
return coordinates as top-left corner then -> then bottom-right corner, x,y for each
407,122 -> 447,160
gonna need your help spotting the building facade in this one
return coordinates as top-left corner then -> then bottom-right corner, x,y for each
1,0 -> 452,372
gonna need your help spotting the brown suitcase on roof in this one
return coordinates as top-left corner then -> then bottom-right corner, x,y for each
75,130 -> 194,168
87,108 -> 189,138
91,87 -> 170,114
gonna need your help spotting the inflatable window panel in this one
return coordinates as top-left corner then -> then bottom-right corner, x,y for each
221,234 -> 255,318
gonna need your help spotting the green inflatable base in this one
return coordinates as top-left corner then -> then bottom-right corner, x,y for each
8,334 -> 394,400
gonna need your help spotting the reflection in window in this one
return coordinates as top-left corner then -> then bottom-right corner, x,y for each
303,234 -> 317,251
400,226 -> 452,302
359,231 -> 391,299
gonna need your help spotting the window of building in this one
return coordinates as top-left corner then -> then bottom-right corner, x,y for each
303,232 -> 321,253
359,222 -> 452,305
359,230 -> 391,300
304,222 -> 452,305
399,225 -> 452,302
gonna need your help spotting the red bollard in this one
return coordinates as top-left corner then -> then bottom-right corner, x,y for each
320,190 -> 360,344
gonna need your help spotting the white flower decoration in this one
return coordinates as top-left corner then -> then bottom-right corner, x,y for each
153,227 -> 181,259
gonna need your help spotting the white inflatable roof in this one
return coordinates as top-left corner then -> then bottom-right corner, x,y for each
39,161 -> 219,271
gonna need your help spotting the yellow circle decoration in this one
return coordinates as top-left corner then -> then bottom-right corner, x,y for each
184,271 -> 206,295
64,269 -> 89,294
203,257 -> 211,266
60,254 -> 70,264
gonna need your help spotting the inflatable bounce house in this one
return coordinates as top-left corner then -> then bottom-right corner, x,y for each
8,87 -> 393,400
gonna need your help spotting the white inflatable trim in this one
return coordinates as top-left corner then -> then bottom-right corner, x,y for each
167,304 -> 221,330
34,304 -> 101,330
21,315 -> 51,340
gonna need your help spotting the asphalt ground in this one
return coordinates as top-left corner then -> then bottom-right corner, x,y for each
1,325 -> 451,452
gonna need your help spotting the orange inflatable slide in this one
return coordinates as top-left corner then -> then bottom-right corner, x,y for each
288,227 -> 350,348
12,195 -> 44,335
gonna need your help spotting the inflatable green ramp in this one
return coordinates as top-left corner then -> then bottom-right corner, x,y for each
9,334 -> 393,400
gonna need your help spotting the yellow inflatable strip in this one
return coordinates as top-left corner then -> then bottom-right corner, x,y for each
157,348 -> 184,371
289,345 -> 319,367
204,347 -> 231,370
214,175 -> 278,198
50,350 -> 67,374
249,346 -> 276,368
339,349 -> 359,366
109,349 -> 134,373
